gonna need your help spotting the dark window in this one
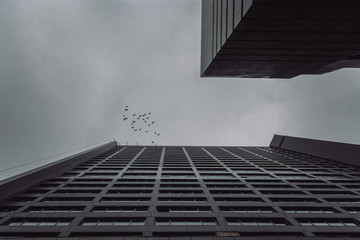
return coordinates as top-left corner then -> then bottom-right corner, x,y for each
281,207 -> 338,214
157,206 -> 212,212
296,218 -> 359,227
155,218 -> 217,226
226,218 -> 290,226
81,218 -> 146,226
92,206 -> 148,212
219,206 -> 275,213
6,218 -> 73,226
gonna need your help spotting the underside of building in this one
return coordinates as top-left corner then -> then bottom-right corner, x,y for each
201,0 -> 360,78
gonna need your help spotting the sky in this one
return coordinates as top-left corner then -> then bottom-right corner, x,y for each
1,0 -> 360,179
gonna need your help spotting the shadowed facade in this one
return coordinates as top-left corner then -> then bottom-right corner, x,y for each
201,0 -> 360,78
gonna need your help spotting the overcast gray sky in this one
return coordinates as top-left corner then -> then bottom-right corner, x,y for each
1,0 -> 360,179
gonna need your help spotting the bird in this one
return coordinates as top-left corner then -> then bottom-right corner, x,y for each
151,121 -> 155,124
157,134 -> 160,136
145,131 -> 148,133
132,114 -> 136,116
151,141 -> 154,143
123,117 -> 128,121
134,129 -> 137,131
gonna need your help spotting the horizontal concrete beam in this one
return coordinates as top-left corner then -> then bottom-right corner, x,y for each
270,135 -> 360,167
0,141 -> 117,201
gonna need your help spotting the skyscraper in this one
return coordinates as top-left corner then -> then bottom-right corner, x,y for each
0,136 -> 359,239
201,0 -> 360,78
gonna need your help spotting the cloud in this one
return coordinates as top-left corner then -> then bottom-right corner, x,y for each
0,0 -> 360,179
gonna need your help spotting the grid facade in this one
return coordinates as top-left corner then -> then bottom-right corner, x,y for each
0,145 -> 360,239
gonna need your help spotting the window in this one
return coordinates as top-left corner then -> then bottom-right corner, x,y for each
342,207 -> 360,214
107,190 -> 152,194
214,197 -> 263,202
7,218 -> 72,226
220,207 -> 275,213
153,232 -> 215,237
252,184 -> 294,188
41,197 -> 93,202
210,190 -> 254,194
203,179 -> 240,183
64,183 -> 107,188
82,172 -> 118,177
100,197 -> 150,202
226,218 -> 290,226
155,218 -> 217,226
159,190 -> 203,194
54,189 -> 101,194
81,218 -> 145,226
160,184 -> 200,188
158,197 -> 207,202
297,218 -> 359,227
269,198 -> 321,203
25,206 -> 84,213
72,178 -> 112,182
113,183 -> 154,188
25,190 -> 49,194
206,184 -> 246,188
92,206 -> 148,212
309,191 -> 356,195
0,206 -> 20,212
260,190 -> 305,195
8,197 -> 36,202
161,179 -> 198,182
157,206 -> 212,212
297,184 -> 340,189
116,179 -> 155,182
325,198 -> 360,203
281,207 -> 338,214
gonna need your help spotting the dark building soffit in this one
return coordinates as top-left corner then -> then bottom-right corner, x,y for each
270,134 -> 360,167
0,141 -> 117,201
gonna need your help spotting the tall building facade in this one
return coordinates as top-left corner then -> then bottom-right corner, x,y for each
0,137 -> 360,239
201,0 -> 360,78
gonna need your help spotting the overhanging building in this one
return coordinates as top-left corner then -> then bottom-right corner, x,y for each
201,0 -> 360,78
0,136 -> 360,239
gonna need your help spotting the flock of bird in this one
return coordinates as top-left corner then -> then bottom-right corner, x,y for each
123,106 -> 161,144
